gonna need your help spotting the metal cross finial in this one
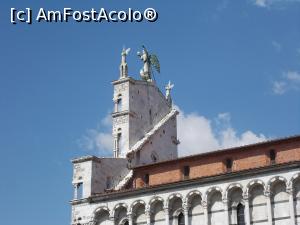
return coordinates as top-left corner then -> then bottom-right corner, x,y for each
166,80 -> 174,93
165,81 -> 174,102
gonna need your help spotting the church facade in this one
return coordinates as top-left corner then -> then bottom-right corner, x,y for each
70,47 -> 300,225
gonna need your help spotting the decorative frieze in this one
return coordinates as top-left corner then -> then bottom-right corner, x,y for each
113,115 -> 128,127
114,82 -> 128,93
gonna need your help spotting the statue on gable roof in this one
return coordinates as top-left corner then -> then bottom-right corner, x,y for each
137,46 -> 160,82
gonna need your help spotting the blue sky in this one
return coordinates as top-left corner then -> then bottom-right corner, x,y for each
0,1 -> 300,225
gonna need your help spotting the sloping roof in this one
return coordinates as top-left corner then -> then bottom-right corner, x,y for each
114,170 -> 133,191
126,108 -> 179,156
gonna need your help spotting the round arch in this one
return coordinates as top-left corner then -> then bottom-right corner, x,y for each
130,199 -> 146,213
205,186 -> 223,202
94,206 -> 110,217
266,176 -> 288,192
167,193 -> 183,208
244,179 -> 266,197
185,190 -> 202,204
93,206 -> 111,225
113,203 -> 128,217
149,196 -> 164,207
224,183 -> 243,200
288,172 -> 300,189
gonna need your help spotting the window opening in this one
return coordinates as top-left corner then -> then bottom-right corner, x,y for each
144,174 -> 149,186
77,183 -> 83,199
183,166 -> 190,179
269,149 -> 276,164
178,212 -> 185,225
226,158 -> 233,172
237,203 -> 245,225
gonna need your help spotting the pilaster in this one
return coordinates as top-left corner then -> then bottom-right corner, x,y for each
183,202 -> 189,225
223,198 -> 230,225
127,213 -> 133,225
202,201 -> 208,225
164,207 -> 169,225
146,206 -> 151,225
287,188 -> 296,225
243,194 -> 251,225
264,191 -> 273,225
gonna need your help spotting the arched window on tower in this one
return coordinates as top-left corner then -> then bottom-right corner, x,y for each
115,128 -> 123,157
178,212 -> 185,225
117,132 -> 122,154
237,203 -> 245,225
116,94 -> 122,112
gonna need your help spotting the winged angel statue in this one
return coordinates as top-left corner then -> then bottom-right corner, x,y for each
137,46 -> 160,82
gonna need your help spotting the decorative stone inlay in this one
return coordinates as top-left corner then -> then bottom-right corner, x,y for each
113,115 -> 128,127
114,82 -> 128,92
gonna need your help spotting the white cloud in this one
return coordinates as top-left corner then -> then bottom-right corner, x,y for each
272,71 -> 300,95
211,0 -> 229,21
284,71 -> 300,82
100,113 -> 112,127
176,107 -> 267,157
272,80 -> 287,95
77,113 -> 113,156
253,0 -> 300,8
79,108 -> 268,158
176,109 -> 219,155
255,0 -> 268,7
272,41 -> 282,52
216,0 -> 229,12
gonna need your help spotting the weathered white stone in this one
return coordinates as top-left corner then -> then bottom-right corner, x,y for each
70,52 -> 300,225
72,156 -> 128,198
111,77 -> 178,166
70,169 -> 300,225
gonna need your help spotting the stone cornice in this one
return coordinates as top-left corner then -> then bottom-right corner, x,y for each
111,77 -> 136,85
111,77 -> 171,108
111,110 -> 134,118
71,155 -> 102,164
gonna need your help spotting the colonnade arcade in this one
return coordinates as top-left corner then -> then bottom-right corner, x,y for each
91,173 -> 300,225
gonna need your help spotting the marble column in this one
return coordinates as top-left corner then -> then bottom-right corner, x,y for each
183,203 -> 189,225
113,134 -> 118,158
73,183 -> 78,199
223,199 -> 230,225
146,209 -> 151,225
109,215 -> 115,225
202,201 -> 208,225
265,191 -> 273,225
288,188 -> 296,225
243,195 -> 251,225
127,213 -> 133,225
164,207 -> 170,225
113,98 -> 118,112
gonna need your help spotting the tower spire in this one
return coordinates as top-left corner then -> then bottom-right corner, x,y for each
120,47 -> 130,79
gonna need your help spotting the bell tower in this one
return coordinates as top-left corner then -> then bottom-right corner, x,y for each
111,47 -> 179,166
